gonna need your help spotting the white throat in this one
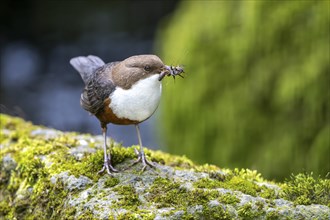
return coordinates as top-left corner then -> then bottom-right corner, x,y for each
109,74 -> 162,122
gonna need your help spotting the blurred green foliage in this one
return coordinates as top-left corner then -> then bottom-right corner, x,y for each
156,1 -> 329,180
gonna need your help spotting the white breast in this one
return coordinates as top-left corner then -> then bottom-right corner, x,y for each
109,74 -> 162,122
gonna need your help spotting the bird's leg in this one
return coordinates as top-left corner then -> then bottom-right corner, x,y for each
128,124 -> 155,171
98,125 -> 118,175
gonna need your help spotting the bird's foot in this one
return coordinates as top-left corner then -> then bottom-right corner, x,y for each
98,158 -> 119,175
126,148 -> 156,172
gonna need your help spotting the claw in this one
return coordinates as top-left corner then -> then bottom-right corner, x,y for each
98,125 -> 118,176
126,151 -> 155,172
125,147 -> 155,171
98,164 -> 118,175
125,125 -> 156,172
98,156 -> 119,175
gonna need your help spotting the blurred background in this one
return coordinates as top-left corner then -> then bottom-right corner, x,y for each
0,0 -> 178,149
1,1 -> 329,181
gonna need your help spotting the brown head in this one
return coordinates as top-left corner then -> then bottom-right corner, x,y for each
111,55 -> 167,89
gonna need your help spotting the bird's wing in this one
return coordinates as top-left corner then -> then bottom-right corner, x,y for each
80,62 -> 118,115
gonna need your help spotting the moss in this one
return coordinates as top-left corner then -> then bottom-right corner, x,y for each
49,149 -> 103,182
258,186 -> 278,200
266,210 -> 281,220
223,176 -> 262,196
193,177 -> 222,189
1,114 -> 329,219
0,114 -> 143,218
0,114 -> 94,219
76,209 -> 98,220
148,177 -> 231,218
193,169 -> 278,202
208,171 -> 226,182
255,201 -> 264,210
194,172 -> 261,195
0,200 -> 10,216
134,210 -> 155,220
111,145 -> 136,164
0,114 -> 37,142
150,178 -> 185,206
218,193 -> 240,205
0,114 -> 223,178
29,178 -> 70,219
238,202 -> 264,219
193,172 -> 273,218
147,148 -> 195,168
281,173 -> 330,207
104,177 -> 120,188
61,207 -> 76,220
113,185 -> 141,210
194,163 -> 225,173
179,204 -> 231,220
201,205 -> 231,220
116,210 -> 155,220
147,177 -> 188,208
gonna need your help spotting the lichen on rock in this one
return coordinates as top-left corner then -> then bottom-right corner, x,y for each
0,114 -> 329,219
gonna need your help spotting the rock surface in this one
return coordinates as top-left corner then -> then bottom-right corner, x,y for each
0,114 -> 329,219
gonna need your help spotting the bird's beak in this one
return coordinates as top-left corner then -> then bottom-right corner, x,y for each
158,66 -> 171,81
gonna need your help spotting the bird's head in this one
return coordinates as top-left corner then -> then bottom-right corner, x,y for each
112,55 -> 184,89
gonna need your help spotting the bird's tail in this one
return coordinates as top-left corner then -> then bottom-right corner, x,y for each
70,55 -> 105,84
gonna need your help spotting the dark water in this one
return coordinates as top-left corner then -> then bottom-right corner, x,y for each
0,0 -> 178,149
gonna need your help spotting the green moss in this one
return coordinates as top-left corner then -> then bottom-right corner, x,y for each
148,177 -> 231,218
151,178 -> 189,206
258,186 -> 278,200
148,177 -> 188,208
1,114 -> 329,219
223,176 -> 262,196
193,169 -> 278,201
113,185 -> 141,210
193,178 -> 222,189
0,115 -> 94,219
115,210 -> 155,220
194,171 -> 261,194
111,145 -> 136,164
208,171 -> 226,182
17,157 -> 48,185
281,173 -> 330,207
148,148 -> 195,168
104,177 -> 120,188
194,164 -> 226,173
201,205 -> 231,220
218,193 -> 240,205
0,114 -> 37,142
0,200 -> 10,216
76,209 -> 98,220
178,204 -> 231,220
61,207 -> 76,220
49,149 -> 103,182
255,201 -> 264,210
30,178 -> 69,219
266,210 -> 281,220
238,202 -> 264,219
134,210 -> 155,220
0,114 -> 224,178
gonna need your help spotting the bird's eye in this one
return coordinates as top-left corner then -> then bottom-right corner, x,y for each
144,65 -> 151,72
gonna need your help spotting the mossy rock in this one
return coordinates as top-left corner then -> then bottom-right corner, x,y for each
0,114 -> 329,219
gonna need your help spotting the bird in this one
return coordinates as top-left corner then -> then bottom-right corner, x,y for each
70,54 -> 184,175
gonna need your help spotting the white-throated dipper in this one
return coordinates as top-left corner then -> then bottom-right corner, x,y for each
70,55 -> 183,175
